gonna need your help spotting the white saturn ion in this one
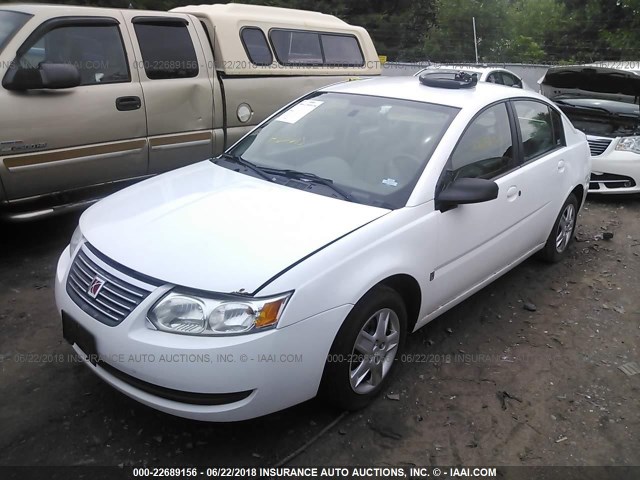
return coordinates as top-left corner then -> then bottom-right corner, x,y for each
55,73 -> 590,421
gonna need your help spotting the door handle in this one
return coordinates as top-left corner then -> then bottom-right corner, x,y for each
116,96 -> 141,111
506,185 -> 520,201
557,160 -> 566,173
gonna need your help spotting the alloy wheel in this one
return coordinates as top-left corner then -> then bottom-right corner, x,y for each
555,203 -> 576,253
349,308 -> 400,394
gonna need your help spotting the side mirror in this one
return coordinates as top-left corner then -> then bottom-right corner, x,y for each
437,177 -> 499,211
3,63 -> 81,91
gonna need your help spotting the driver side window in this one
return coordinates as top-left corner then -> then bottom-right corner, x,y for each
18,23 -> 130,85
449,102 -> 515,180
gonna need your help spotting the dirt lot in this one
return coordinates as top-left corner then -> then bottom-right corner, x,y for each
0,195 -> 638,468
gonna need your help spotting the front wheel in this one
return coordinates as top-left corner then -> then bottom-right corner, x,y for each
538,193 -> 578,263
320,285 -> 407,411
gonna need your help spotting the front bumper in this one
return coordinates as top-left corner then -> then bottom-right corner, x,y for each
588,141 -> 640,194
55,244 -> 349,421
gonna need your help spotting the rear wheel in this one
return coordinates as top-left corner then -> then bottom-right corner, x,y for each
320,286 -> 407,410
538,193 -> 578,263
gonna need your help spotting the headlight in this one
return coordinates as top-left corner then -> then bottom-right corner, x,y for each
615,136 -> 640,154
69,225 -> 85,257
147,291 -> 293,336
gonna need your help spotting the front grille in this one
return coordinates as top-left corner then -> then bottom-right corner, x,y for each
66,247 -> 153,326
587,138 -> 612,156
589,172 -> 636,190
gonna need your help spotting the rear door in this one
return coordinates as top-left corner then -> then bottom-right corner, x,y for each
507,98 -> 568,244
0,14 -> 147,201
121,13 -> 214,175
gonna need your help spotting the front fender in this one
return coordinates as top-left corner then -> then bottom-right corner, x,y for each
262,202 -> 437,328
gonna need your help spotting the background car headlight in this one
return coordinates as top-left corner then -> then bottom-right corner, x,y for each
69,225 -> 85,257
147,291 -> 292,336
615,136 -> 640,154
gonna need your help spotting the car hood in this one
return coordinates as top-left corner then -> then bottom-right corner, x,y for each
540,65 -> 640,104
80,161 -> 389,294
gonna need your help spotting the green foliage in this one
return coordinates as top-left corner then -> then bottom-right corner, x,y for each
19,0 -> 640,62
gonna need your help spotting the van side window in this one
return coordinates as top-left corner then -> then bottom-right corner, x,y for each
449,103 -> 515,180
514,100 -> 560,161
133,20 -> 198,79
269,29 -> 364,67
321,34 -> 364,66
18,24 -> 130,85
269,29 -> 323,65
240,27 -> 273,66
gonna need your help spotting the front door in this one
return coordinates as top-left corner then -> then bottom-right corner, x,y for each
0,15 -> 147,201
431,102 -> 529,311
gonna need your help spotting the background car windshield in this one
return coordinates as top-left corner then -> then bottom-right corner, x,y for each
230,92 -> 458,209
0,11 -> 30,54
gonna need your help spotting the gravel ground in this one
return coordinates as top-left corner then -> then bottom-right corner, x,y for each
0,195 -> 638,468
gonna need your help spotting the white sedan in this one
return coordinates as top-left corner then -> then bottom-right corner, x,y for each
539,64 -> 640,194
55,73 -> 590,421
414,65 -> 529,89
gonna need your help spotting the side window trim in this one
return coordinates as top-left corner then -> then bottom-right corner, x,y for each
14,16 -> 121,58
131,16 -> 189,26
505,100 -> 524,167
550,106 -> 567,147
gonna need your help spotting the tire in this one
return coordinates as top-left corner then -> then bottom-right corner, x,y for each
320,285 -> 407,411
538,193 -> 578,263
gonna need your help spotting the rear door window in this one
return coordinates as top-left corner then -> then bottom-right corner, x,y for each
514,100 -> 561,161
133,19 -> 199,79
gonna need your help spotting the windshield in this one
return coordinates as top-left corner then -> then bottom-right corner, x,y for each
227,92 -> 459,209
0,10 -> 30,54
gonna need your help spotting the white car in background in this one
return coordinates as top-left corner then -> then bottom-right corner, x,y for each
540,63 -> 640,194
414,64 -> 529,89
55,73 -> 589,421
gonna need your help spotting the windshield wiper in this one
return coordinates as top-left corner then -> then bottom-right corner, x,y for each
261,167 -> 354,201
214,153 -> 274,182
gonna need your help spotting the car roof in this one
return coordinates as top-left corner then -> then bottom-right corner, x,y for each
321,76 -> 543,110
